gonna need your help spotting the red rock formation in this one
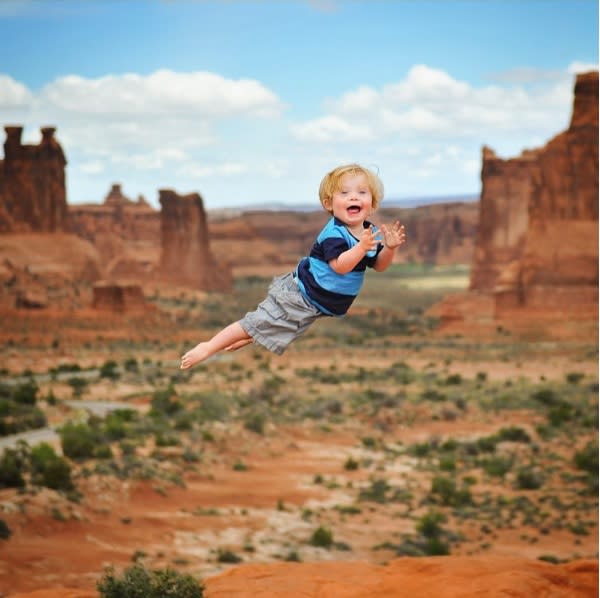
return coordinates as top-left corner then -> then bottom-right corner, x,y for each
0,233 -> 102,310
159,189 -> 232,290
208,201 -> 479,275
92,281 -> 148,312
0,126 -> 68,233
69,191 -> 160,280
456,71 -> 598,326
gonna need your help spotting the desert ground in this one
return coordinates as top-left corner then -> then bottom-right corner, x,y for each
0,264 -> 597,597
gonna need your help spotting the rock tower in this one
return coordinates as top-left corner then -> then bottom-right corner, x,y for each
0,126 -> 69,232
159,189 -> 232,291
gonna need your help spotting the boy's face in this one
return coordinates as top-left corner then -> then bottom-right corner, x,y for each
330,173 -> 373,228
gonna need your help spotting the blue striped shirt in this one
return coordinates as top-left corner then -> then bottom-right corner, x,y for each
295,217 -> 383,316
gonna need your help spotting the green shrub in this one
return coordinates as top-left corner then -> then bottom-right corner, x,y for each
359,478 -> 391,503
416,510 -> 446,538
430,476 -> 472,507
150,386 -> 181,416
0,445 -> 28,488
97,564 -> 203,598
495,426 -> 531,443
310,526 -> 333,548
100,360 -> 120,381
13,380 -> 38,405
531,388 -> 560,407
124,358 -> 139,373
480,455 -> 513,478
574,440 -> 599,473
243,412 -> 265,435
565,372 -> 585,384
515,467 -> 543,490
67,377 -> 89,398
0,519 -> 11,540
216,549 -> 243,564
30,442 -> 74,491
344,457 -> 359,471
60,422 -> 98,460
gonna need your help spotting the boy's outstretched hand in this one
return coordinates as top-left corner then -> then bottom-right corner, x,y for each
379,220 -> 406,249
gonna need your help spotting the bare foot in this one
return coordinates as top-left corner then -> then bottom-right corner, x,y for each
180,342 -> 211,369
225,338 -> 254,352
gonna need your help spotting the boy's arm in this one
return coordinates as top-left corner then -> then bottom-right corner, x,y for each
373,221 -> 406,272
373,245 -> 396,272
329,226 -> 380,274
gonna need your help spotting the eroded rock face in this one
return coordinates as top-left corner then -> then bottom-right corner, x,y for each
159,189 -> 232,290
470,71 -> 598,314
0,126 -> 69,233
69,184 -> 160,280
92,281 -> 147,312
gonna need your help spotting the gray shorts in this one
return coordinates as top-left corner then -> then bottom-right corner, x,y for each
239,272 -> 324,355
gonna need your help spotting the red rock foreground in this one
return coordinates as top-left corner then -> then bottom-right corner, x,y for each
9,556 -> 598,598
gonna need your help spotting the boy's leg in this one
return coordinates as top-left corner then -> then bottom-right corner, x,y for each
180,322 -> 251,369
225,338 -> 254,352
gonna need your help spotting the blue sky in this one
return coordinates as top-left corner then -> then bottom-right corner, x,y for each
1,0 -> 598,209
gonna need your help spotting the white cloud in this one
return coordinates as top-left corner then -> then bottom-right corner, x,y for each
290,115 -> 374,142
0,73 -> 33,107
80,160 -> 105,175
178,161 -> 249,178
0,62 -> 588,207
290,64 -> 578,146
38,70 -> 284,119
568,61 -> 600,74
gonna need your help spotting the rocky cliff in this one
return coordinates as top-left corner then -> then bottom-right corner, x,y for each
208,200 -> 478,276
159,189 -> 232,291
0,126 -> 68,233
69,184 -> 160,280
434,71 -> 598,332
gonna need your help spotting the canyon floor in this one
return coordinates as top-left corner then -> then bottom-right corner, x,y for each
0,265 -> 597,597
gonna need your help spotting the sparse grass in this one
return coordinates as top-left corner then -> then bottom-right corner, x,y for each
1,264 -> 597,574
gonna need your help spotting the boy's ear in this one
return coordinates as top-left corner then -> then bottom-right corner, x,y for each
322,196 -> 333,211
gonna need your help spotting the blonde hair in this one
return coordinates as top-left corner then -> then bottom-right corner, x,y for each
319,163 -> 384,213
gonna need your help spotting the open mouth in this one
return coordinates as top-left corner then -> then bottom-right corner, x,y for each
347,206 -> 361,215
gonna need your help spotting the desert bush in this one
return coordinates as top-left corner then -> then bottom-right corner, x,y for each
574,440 -> 599,474
495,426 -> 531,443
421,389 -> 447,402
29,442 -> 74,491
67,376 -> 89,398
565,372 -> 585,384
97,563 -> 203,598
60,421 -> 99,460
123,357 -> 139,373
479,455 -> 513,478
359,478 -> 391,503
344,457 -> 359,471
445,374 -> 462,385
150,386 -> 181,417
531,388 -> 560,407
216,549 -> 243,563
430,476 -> 473,507
243,411 -> 266,435
0,445 -> 28,488
13,380 -> 38,405
0,519 -> 11,540
100,360 -> 120,381
190,391 -> 230,422
395,510 -> 451,557
515,467 -> 543,490
310,525 -> 333,548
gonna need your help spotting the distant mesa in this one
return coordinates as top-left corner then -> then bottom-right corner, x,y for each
103,182 -> 150,208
